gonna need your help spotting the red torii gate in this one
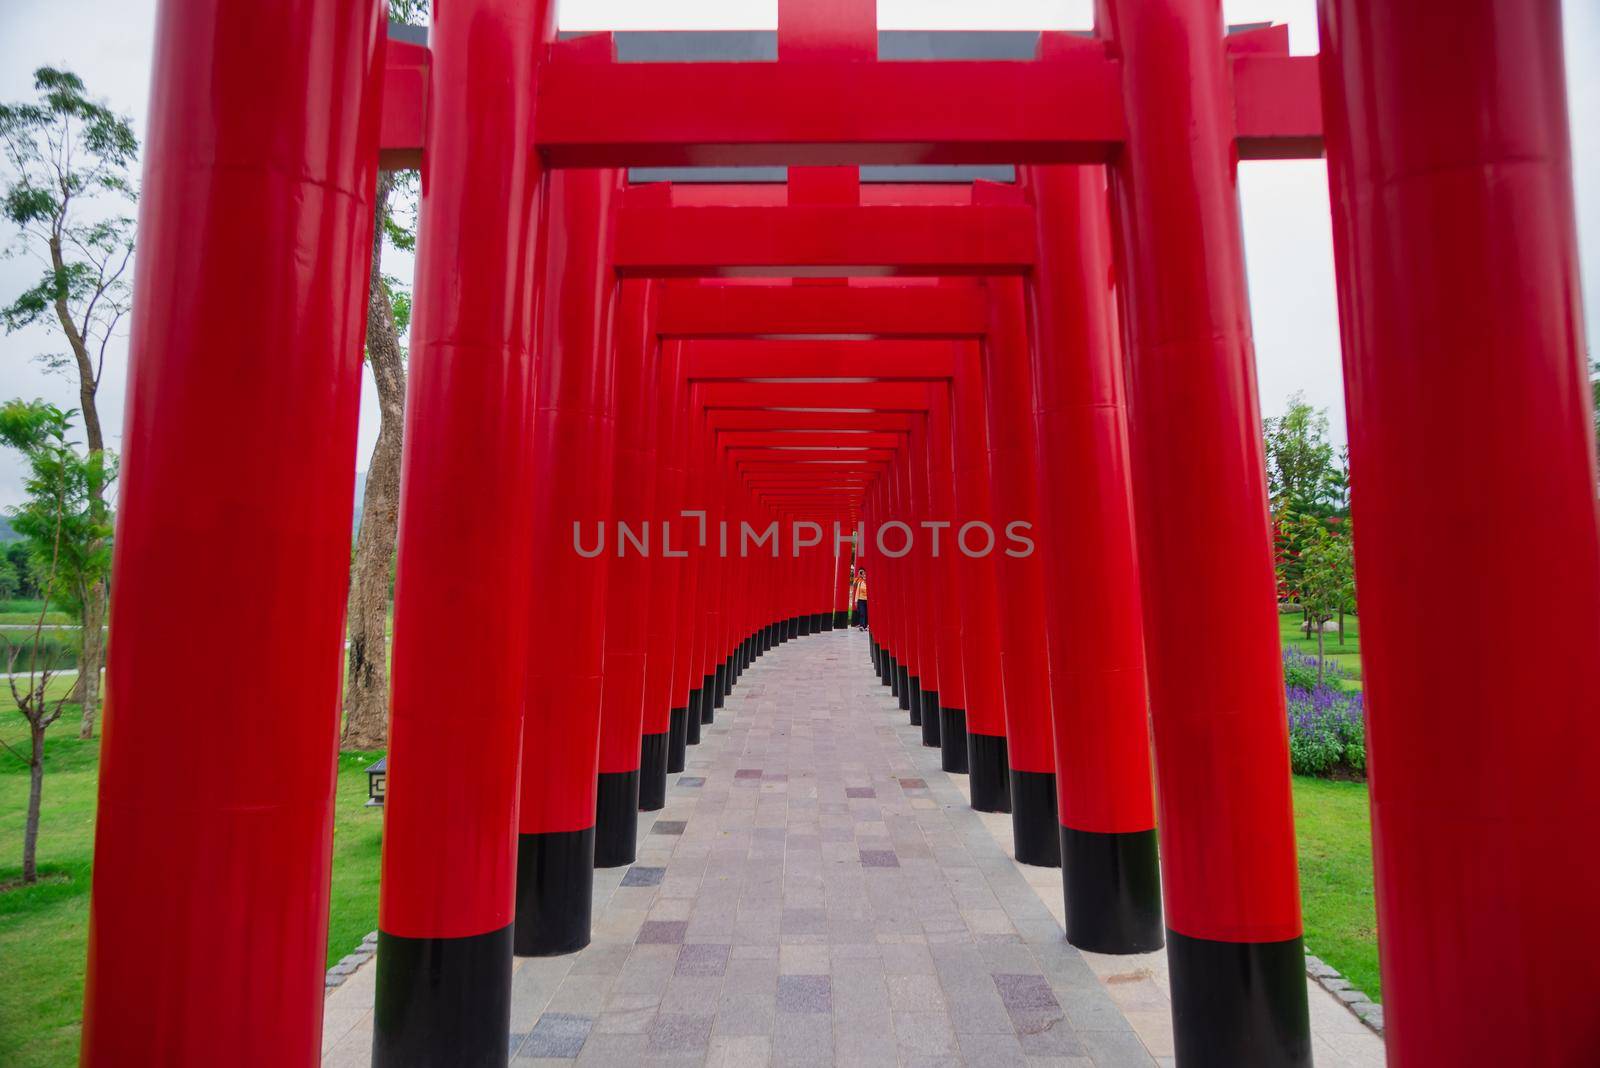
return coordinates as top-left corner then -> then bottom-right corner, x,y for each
87,2 -> 1597,1068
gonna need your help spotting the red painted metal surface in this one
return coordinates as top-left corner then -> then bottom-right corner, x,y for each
1318,2 -> 1600,1061
1023,165 -> 1155,836
598,279 -> 656,775
521,168 -> 622,835
981,279 -> 1056,776
951,341 -> 1007,742
83,2 -> 384,1061
379,0 -> 551,940
1100,0 -> 1303,944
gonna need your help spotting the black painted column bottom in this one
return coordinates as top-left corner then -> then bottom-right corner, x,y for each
703,673 -> 719,719
373,924 -> 512,1068
889,657 -> 901,697
968,731 -> 1011,812
667,708 -> 688,773
919,689 -> 941,747
712,665 -> 727,710
907,676 -> 922,725
685,693 -> 702,746
939,707 -> 968,774
594,770 -> 640,868
1167,930 -> 1312,1068
1059,826 -> 1163,953
640,731 -> 669,810
1009,770 -> 1061,867
514,827 -> 594,956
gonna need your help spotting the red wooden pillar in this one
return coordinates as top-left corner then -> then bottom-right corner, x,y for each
889,447 -> 918,718
639,309 -> 677,807
595,278 -> 657,864
1098,0 -> 1310,1060
699,431 -> 726,719
81,2 -> 383,1062
928,389 -> 969,773
909,412 -> 942,747
982,278 -> 1060,867
371,0 -> 549,1061
1318,4 -> 1600,1061
515,167 -> 621,956
663,343 -> 697,772
952,341 -> 1012,812
682,399 -> 709,744
1024,164 -> 1161,953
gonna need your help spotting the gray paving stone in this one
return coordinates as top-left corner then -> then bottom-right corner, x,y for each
994,973 -> 1061,1011
676,942 -> 731,977
637,920 -> 688,945
621,866 -> 666,887
776,974 -> 832,1013
521,1012 -> 594,1059
651,820 -> 688,835
646,1013 -> 714,1053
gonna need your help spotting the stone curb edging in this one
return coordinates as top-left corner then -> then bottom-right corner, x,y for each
1306,951 -> 1384,1035
325,931 -> 378,993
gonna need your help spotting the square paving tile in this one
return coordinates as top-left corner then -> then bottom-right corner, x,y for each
521,1012 -> 593,1059
735,769 -> 764,779
677,776 -> 705,787
651,820 -> 688,836
993,973 -> 1060,1011
637,920 -> 688,945
845,786 -> 876,798
620,866 -> 665,887
776,974 -> 832,1014
646,1013 -> 713,1053
676,943 -> 731,977
859,849 -> 900,868
898,778 -> 927,790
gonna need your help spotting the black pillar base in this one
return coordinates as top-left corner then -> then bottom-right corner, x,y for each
703,672 -> 719,719
667,708 -> 688,773
919,689 -> 940,747
712,666 -> 727,711
907,676 -> 922,725
373,924 -> 513,1068
1009,769 -> 1061,867
939,707 -> 968,773
514,827 -> 594,956
640,731 -> 669,810
1167,930 -> 1312,1068
685,692 -> 702,746
889,657 -> 901,697
720,657 -> 733,697
1059,826 -> 1163,953
594,770 -> 640,868
967,731 -> 1011,812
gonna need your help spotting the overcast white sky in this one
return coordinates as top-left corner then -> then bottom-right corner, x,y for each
0,0 -> 1596,508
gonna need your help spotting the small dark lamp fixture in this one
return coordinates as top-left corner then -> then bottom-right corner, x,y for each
366,756 -> 387,807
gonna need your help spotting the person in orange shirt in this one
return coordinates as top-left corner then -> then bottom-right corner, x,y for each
851,567 -> 868,630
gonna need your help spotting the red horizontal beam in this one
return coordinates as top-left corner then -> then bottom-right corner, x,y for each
377,38 -> 428,169
657,284 -> 986,338
696,381 -> 933,409
616,204 -> 1034,277
684,339 -> 957,379
717,432 -> 903,449
1233,54 -> 1323,160
534,34 -> 1123,168
706,411 -> 917,431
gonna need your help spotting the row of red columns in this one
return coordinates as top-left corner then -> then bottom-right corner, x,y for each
85,0 -> 1597,1065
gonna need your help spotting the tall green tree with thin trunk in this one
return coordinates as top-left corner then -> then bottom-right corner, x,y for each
0,401 -> 113,884
0,68 -> 137,740
341,1 -> 425,750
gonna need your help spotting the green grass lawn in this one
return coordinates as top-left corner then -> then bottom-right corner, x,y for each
1292,776 -> 1381,1001
0,708 -> 384,1068
1280,609 -> 1363,685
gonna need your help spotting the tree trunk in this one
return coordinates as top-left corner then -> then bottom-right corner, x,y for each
340,171 -> 407,751
23,722 -> 44,883
1337,605 -> 1345,646
77,581 -> 105,738
1315,625 -> 1325,685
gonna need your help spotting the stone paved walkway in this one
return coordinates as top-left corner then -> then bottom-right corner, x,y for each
322,628 -> 1384,1066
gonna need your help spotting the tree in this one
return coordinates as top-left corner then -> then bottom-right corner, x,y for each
1293,513 -> 1355,683
1263,392 -> 1339,514
1,68 -> 137,739
0,401 -> 113,884
341,0 -> 425,750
